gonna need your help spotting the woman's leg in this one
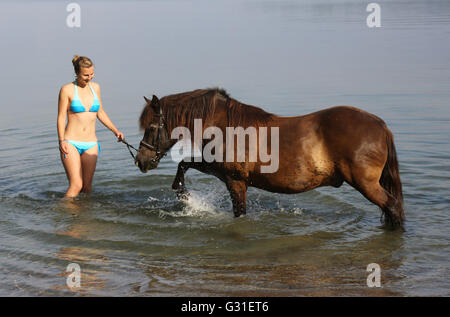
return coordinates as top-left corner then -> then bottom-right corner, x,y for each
80,143 -> 99,194
60,144 -> 83,197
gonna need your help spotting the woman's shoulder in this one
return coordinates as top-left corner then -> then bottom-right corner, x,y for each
90,81 -> 100,90
89,81 -> 101,95
59,82 -> 75,96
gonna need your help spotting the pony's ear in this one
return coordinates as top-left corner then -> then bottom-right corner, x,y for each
151,95 -> 160,104
143,96 -> 151,104
150,95 -> 160,110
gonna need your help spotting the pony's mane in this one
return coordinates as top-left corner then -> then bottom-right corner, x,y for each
139,88 -> 274,133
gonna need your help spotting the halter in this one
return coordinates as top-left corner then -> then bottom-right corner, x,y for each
138,106 -> 170,163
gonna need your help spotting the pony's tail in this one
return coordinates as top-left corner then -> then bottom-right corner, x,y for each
380,128 -> 405,230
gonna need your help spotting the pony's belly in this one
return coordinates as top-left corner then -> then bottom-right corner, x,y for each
278,172 -> 330,193
249,164 -> 335,194
251,179 -> 320,194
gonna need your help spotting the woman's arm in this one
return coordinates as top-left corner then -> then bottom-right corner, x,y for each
57,86 -> 69,154
94,83 -> 124,141
57,86 -> 68,140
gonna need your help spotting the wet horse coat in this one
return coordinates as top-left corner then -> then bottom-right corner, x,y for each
136,89 -> 405,229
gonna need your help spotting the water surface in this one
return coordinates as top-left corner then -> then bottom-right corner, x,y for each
0,0 -> 449,296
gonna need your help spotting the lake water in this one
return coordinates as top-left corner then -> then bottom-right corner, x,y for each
0,0 -> 449,296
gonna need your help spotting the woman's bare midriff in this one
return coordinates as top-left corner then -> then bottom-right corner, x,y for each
64,112 -> 98,142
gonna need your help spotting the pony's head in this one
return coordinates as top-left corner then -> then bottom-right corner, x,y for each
135,88 -> 235,172
135,95 -> 172,173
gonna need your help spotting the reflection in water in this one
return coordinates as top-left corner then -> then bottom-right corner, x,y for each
53,198 -> 109,294
135,228 -> 406,296
54,247 -> 108,294
56,197 -> 81,217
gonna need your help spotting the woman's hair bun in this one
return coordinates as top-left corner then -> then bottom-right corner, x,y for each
72,55 -> 81,66
72,55 -> 93,74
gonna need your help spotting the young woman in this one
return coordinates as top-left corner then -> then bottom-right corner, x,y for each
57,55 -> 124,197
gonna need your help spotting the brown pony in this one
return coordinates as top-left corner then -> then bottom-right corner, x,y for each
136,88 -> 405,230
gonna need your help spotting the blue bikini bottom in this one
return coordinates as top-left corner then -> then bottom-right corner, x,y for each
66,140 -> 101,155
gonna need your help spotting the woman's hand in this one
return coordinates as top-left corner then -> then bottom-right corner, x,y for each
115,131 -> 124,142
59,140 -> 69,158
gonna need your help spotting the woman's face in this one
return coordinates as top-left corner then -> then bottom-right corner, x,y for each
77,66 -> 94,84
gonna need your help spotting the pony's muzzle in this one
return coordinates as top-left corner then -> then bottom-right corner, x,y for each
134,155 -> 146,173
135,153 -> 158,173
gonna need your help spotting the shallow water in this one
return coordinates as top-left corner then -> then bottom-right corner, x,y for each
0,0 -> 449,296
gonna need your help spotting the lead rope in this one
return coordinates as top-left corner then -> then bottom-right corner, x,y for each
120,139 -> 138,160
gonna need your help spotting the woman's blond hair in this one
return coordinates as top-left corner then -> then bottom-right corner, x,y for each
72,55 -> 93,74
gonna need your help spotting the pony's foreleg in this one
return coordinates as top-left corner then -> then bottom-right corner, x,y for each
172,161 -> 190,200
225,177 -> 248,217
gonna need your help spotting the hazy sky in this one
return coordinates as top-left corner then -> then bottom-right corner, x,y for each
0,0 -> 449,126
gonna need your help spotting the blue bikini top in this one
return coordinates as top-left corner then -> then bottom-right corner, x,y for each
70,82 -> 100,113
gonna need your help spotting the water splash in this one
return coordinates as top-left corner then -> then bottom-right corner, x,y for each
155,184 -> 231,220
147,196 -> 159,202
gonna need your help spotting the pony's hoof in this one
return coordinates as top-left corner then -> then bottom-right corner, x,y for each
176,190 -> 190,201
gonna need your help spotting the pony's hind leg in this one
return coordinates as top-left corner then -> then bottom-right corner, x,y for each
346,161 -> 404,230
354,178 -> 404,230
